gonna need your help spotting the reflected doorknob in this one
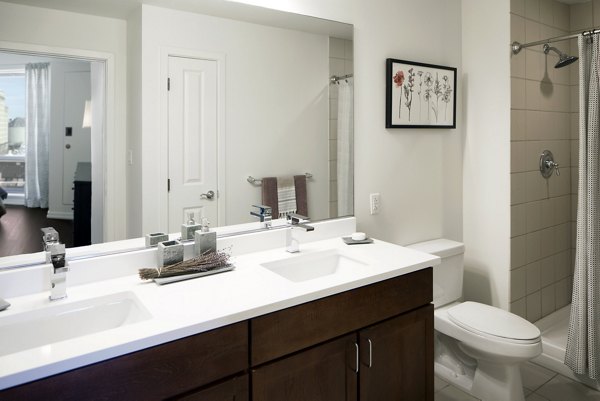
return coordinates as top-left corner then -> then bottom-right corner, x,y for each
200,190 -> 215,200
65,144 -> 71,149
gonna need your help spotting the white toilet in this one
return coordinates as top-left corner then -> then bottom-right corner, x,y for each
407,239 -> 542,401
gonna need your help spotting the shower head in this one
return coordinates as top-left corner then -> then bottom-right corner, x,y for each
543,43 -> 578,68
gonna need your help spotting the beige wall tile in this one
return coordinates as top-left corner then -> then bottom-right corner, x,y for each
512,234 -> 528,268
512,172 -> 528,205
555,276 -> 572,308
512,297 -> 527,319
570,85 -> 578,113
540,226 -> 556,258
570,112 -> 579,140
548,167 -> 570,197
526,0 -> 541,21
541,197 -> 555,227
329,37 -> 345,59
554,195 -> 570,224
556,222 -> 571,251
512,142 -> 528,172
594,0 -> 600,26
526,111 -> 542,140
527,290 -> 542,322
571,139 -> 579,167
571,2 -> 593,31
540,0 -> 554,26
513,78 -> 527,110
526,19 -> 542,43
526,171 -> 549,201
512,265 -> 528,301
512,110 -> 527,140
540,255 -> 557,287
512,14 -> 526,44
571,167 -> 578,193
526,200 -> 543,231
571,193 -> 578,221
512,0 -> 526,16
512,203 -> 528,237
526,80 -> 542,110
556,249 -> 572,280
541,284 -> 556,316
556,112 -> 570,140
526,230 -> 542,263
512,53 -> 526,78
526,49 -> 543,80
526,261 -> 542,294
554,1 -> 570,31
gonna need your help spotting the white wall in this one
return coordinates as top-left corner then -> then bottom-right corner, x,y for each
134,5 -> 330,235
462,0 -> 511,309
228,0 -> 463,246
0,1 -> 128,242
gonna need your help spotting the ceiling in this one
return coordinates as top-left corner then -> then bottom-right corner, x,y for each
1,0 -> 140,19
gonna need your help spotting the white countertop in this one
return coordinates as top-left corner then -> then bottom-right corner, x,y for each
0,235 -> 439,390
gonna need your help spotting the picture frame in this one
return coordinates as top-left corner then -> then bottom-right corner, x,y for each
386,58 -> 456,129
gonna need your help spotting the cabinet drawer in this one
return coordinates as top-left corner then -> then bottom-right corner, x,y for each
175,374 -> 249,401
1,321 -> 248,401
251,268 -> 432,366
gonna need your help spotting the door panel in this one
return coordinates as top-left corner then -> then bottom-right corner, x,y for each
62,71 -> 91,206
359,305 -> 434,401
252,334 -> 358,401
168,56 -> 218,231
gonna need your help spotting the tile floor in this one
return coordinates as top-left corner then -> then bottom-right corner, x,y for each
434,362 -> 600,400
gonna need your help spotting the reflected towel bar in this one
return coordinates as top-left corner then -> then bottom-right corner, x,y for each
247,173 -> 313,185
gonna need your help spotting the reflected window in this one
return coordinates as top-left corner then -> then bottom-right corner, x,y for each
0,69 -> 26,196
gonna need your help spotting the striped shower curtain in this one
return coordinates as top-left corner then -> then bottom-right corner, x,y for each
337,78 -> 354,217
565,35 -> 600,380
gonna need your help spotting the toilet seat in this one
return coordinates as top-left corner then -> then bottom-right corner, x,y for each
447,302 -> 540,345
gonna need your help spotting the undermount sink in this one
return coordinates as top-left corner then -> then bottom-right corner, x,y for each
261,249 -> 369,282
0,292 -> 151,357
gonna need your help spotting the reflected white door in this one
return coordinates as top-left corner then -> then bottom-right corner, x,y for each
168,56 -> 218,232
62,71 -> 91,207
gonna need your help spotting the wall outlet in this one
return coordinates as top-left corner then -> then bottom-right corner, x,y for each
370,193 -> 380,215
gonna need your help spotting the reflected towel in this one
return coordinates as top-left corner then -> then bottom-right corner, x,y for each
277,176 -> 296,218
261,175 -> 308,218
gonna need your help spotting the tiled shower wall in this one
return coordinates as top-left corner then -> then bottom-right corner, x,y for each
328,37 -> 353,218
510,0 -> 574,322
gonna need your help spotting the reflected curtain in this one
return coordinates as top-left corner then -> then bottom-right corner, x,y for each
565,35 -> 600,380
24,63 -> 50,208
337,78 -> 354,216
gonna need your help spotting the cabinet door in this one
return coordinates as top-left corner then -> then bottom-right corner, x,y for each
359,305 -> 434,401
175,374 -> 248,401
252,334 -> 358,401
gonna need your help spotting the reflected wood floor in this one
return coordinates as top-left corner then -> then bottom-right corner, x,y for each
0,205 -> 74,257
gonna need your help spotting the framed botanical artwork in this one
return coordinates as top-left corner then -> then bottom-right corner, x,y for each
386,58 -> 456,129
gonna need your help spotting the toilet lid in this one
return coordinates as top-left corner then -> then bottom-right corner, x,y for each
447,302 -> 540,343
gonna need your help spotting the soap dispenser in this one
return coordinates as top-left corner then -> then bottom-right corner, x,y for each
194,217 -> 217,256
181,213 -> 201,241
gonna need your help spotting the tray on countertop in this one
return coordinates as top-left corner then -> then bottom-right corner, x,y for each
153,265 -> 235,285
342,237 -> 374,245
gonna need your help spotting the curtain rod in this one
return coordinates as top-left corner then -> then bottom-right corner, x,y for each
330,73 -> 353,84
512,28 -> 600,54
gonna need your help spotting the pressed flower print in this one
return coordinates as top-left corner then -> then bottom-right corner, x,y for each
386,58 -> 456,128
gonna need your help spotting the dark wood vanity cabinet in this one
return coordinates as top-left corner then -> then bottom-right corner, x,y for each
251,268 -> 433,401
0,321 -> 248,401
0,268 -> 432,401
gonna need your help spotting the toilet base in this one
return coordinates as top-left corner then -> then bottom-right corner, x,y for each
435,360 -> 526,401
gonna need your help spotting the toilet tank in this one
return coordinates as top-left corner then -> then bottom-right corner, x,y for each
407,239 -> 465,307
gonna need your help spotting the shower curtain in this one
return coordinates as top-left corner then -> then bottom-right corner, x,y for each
24,63 -> 50,208
337,78 -> 354,216
565,35 -> 600,380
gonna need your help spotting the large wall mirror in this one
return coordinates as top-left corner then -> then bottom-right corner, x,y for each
0,0 -> 353,267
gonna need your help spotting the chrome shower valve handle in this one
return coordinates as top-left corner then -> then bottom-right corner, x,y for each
540,150 -> 560,178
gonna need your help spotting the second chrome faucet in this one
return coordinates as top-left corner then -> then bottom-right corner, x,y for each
286,213 -> 314,253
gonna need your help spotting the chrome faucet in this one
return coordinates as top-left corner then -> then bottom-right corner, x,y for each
286,213 -> 314,253
48,243 -> 68,301
42,227 -> 68,301
251,204 -> 273,229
